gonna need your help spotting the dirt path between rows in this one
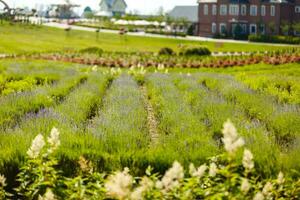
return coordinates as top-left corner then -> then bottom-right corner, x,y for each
140,85 -> 159,146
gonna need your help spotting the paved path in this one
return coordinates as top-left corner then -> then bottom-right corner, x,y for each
44,22 -> 299,47
140,85 -> 159,146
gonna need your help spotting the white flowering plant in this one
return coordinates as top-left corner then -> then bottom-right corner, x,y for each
0,174 -> 8,199
1,121 -> 299,199
128,64 -> 147,85
103,67 -> 122,78
16,128 -> 61,199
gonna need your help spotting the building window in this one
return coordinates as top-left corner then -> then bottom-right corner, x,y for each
250,24 -> 257,34
241,5 -> 247,16
241,24 -> 247,33
220,5 -> 227,15
220,23 -> 227,34
212,5 -> 217,15
229,4 -> 239,15
231,24 -> 237,35
212,23 -> 217,34
204,4 -> 209,15
250,5 -> 257,16
271,5 -> 275,16
296,6 -> 300,13
261,5 -> 266,16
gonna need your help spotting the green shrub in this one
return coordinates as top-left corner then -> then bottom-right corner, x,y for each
187,25 -> 194,36
179,47 -> 211,56
158,47 -> 175,56
79,47 -> 104,56
146,30 -> 187,37
233,25 -> 248,40
249,35 -> 300,44
1,77 -> 37,96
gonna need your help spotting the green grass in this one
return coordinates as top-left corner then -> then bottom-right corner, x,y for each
0,23 -> 296,54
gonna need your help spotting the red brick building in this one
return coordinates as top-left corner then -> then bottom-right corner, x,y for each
198,0 -> 300,37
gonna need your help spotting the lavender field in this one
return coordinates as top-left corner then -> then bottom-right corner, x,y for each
0,59 -> 299,199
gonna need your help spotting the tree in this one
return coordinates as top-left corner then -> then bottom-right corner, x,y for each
187,25 -> 194,35
268,22 -> 276,35
165,14 -> 174,25
165,14 -> 175,33
84,12 -> 94,19
233,24 -> 245,39
132,9 -> 139,15
114,12 -> 121,19
257,21 -> 266,34
173,17 -> 189,33
0,0 -> 13,22
157,6 -> 164,16
220,26 -> 227,37
292,22 -> 300,35
83,6 -> 93,19
280,21 -> 290,35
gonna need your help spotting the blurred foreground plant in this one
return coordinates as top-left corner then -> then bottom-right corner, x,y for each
0,174 -> 7,199
1,120 -> 299,199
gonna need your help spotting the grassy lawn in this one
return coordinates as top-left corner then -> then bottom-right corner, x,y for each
0,23 -> 296,54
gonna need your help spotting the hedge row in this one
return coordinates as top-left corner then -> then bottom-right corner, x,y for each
146,30 -> 187,37
249,35 -> 300,45
158,47 -> 211,56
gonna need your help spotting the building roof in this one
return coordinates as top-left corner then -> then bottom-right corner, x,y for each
101,0 -> 127,9
105,0 -> 114,8
169,6 -> 198,23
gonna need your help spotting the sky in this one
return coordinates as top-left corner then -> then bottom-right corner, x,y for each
8,0 -> 198,14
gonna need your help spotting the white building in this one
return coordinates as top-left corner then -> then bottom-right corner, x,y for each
96,0 -> 127,17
